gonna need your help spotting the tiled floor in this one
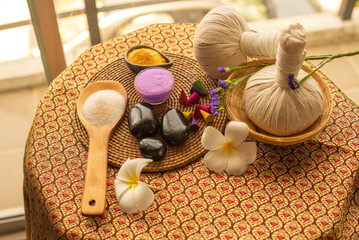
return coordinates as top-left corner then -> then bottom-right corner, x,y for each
0,83 -> 48,212
0,40 -> 358,237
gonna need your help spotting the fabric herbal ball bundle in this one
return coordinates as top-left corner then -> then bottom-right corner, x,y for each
243,23 -> 324,136
194,5 -> 280,79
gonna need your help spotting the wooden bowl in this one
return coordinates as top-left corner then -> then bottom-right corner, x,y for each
125,45 -> 173,74
225,59 -> 333,146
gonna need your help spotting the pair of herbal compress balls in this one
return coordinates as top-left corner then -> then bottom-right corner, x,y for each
194,6 -> 324,137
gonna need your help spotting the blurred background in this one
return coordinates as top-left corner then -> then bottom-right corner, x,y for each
0,0 -> 358,89
1,0 -> 359,237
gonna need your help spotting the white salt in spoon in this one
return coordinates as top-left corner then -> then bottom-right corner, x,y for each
77,81 -> 127,216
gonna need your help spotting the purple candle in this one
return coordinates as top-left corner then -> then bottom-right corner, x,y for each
134,67 -> 175,104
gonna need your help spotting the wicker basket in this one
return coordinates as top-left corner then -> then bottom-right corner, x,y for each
225,59 -> 333,146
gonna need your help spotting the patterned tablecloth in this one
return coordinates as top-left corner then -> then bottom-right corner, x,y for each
24,23 -> 359,239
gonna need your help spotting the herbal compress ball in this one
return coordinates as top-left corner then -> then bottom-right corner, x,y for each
194,5 -> 279,79
243,24 -> 324,136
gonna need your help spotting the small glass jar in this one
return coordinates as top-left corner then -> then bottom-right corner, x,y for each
134,67 -> 175,105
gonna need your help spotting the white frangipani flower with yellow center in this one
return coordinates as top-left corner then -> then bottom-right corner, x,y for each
114,158 -> 158,214
201,121 -> 257,176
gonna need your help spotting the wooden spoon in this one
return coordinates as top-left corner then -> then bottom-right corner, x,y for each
77,81 -> 127,216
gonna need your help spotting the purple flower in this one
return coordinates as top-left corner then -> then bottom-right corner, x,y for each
210,87 -> 219,97
218,79 -> 229,89
288,74 -> 298,90
209,94 -> 220,117
209,97 -> 219,104
217,67 -> 226,73
210,103 -> 219,116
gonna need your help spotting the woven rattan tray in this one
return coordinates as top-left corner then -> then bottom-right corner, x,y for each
74,53 -> 227,172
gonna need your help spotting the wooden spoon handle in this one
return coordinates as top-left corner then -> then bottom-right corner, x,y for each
81,129 -> 110,215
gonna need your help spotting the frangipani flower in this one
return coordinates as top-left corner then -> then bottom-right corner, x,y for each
114,158 -> 158,214
201,121 -> 257,176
